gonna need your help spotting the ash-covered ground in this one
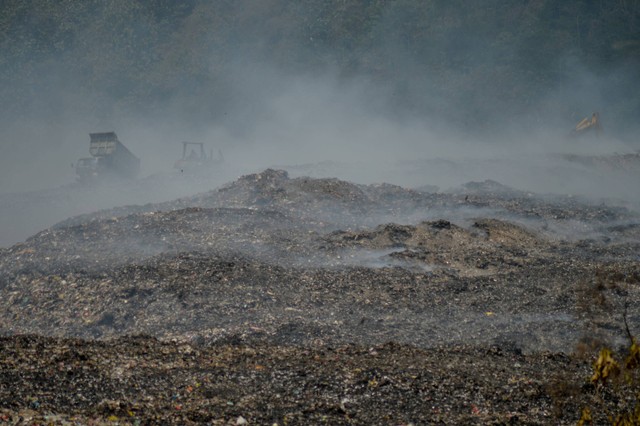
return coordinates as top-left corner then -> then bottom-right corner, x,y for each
1,165 -> 640,425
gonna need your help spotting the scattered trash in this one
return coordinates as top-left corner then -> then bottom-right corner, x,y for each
0,169 -> 638,424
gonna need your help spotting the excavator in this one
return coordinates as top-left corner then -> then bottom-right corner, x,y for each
571,112 -> 602,137
563,112 -> 640,172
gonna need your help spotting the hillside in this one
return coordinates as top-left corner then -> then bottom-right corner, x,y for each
1,0 -> 639,132
1,170 -> 640,423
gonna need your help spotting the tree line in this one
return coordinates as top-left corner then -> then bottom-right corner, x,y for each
1,0 -> 638,133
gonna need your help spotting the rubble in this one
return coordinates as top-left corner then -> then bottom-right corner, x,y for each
0,334 -> 593,425
1,168 -> 639,424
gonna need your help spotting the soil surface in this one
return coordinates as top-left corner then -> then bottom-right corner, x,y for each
1,168 -> 640,425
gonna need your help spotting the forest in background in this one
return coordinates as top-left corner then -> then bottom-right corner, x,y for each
1,0 -> 639,138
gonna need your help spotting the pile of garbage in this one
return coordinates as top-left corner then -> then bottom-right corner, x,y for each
1,168 -> 639,424
0,334 -> 591,425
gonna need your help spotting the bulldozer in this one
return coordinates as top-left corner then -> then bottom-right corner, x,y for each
174,141 -> 223,173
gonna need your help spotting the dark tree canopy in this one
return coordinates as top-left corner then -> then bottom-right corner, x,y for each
1,0 -> 638,133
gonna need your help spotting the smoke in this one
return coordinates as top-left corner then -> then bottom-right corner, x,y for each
1,1 -> 639,247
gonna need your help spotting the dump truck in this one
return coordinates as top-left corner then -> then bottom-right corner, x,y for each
174,141 -> 223,173
75,132 -> 140,181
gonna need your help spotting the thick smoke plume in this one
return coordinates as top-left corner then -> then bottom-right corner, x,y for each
0,1 -> 638,246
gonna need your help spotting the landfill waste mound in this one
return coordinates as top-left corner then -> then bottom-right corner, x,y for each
562,151 -> 640,173
0,166 -> 240,248
1,168 -> 640,424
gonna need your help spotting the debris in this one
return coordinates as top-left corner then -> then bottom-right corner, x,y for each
0,169 -> 638,424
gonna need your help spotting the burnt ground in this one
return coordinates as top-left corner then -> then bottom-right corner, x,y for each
1,168 -> 640,424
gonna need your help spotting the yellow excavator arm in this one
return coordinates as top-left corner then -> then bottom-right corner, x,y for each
574,112 -> 602,135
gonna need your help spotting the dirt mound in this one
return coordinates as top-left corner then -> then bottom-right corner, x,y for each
1,168 -> 640,424
562,151 -> 640,173
51,169 -> 636,238
458,179 -> 525,195
325,218 -> 550,278
2,170 -> 638,352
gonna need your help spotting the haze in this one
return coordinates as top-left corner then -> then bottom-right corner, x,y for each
1,1 -> 639,246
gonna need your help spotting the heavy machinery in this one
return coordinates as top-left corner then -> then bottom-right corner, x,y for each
571,112 -> 603,137
563,112 -> 640,172
174,141 -> 223,172
75,132 -> 140,181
